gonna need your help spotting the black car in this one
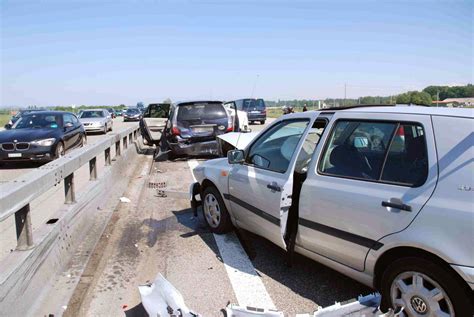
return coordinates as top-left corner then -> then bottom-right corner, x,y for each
123,108 -> 142,122
224,98 -> 266,124
140,101 -> 232,157
0,111 -> 86,163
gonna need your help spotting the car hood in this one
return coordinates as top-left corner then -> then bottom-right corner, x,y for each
0,128 -> 59,143
217,131 -> 258,150
79,118 -> 106,123
192,157 -> 229,182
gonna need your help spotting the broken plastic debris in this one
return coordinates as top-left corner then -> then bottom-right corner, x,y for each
226,304 -> 284,316
62,305 -> 67,310
119,197 -> 131,203
122,304 -> 128,310
134,243 -> 138,248
139,273 -> 199,317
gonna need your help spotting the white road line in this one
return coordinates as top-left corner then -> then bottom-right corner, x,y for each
187,159 -> 275,310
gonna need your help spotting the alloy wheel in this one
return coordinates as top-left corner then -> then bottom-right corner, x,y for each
203,193 -> 221,228
390,271 -> 454,317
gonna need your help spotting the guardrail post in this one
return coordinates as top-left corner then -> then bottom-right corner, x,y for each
89,157 -> 97,180
15,204 -> 34,250
123,136 -> 128,150
115,140 -> 121,157
129,133 -> 133,144
105,147 -> 111,166
64,173 -> 76,204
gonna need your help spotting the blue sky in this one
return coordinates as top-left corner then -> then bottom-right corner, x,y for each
1,0 -> 472,107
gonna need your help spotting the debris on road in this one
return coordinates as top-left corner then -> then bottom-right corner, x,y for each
119,197 -> 131,203
139,273 -> 200,317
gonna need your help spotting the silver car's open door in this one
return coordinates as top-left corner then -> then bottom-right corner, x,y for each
140,103 -> 171,145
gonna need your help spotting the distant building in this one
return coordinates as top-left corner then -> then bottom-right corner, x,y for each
432,97 -> 474,107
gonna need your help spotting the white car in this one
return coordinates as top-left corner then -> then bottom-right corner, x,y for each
190,105 -> 474,315
78,109 -> 113,134
223,103 -> 250,132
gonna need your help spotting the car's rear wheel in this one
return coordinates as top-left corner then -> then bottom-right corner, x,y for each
380,257 -> 473,316
260,120 -> 265,124
202,186 -> 233,234
79,134 -> 86,147
55,142 -> 65,159
103,125 -> 107,134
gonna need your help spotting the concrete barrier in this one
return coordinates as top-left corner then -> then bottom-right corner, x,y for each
0,126 -> 142,316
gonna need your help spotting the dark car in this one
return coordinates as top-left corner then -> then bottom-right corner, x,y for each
224,98 -> 266,124
163,101 -> 232,157
0,111 -> 86,163
8,109 -> 46,126
123,108 -> 142,122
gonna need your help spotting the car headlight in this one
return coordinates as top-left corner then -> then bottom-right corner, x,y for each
31,138 -> 56,146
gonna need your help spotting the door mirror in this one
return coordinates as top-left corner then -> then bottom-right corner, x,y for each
227,149 -> 245,164
4,123 -> 12,130
64,122 -> 74,129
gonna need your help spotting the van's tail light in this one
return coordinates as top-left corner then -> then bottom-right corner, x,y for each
396,126 -> 405,136
171,126 -> 181,135
262,110 -> 266,115
227,116 -> 233,132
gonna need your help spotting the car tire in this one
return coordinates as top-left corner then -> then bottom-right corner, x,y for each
202,186 -> 233,234
260,120 -> 265,125
380,256 -> 473,316
79,134 -> 86,147
103,125 -> 107,134
55,142 -> 65,159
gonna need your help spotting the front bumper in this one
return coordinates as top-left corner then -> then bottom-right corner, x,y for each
189,182 -> 202,217
124,117 -> 140,121
169,139 -> 219,156
0,147 -> 54,162
83,125 -> 105,132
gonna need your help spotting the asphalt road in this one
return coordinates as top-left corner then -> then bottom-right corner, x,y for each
46,118 -> 372,317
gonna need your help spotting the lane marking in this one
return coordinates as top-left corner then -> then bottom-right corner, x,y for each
187,159 -> 275,309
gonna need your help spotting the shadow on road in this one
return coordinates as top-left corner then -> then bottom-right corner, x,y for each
0,161 -> 44,169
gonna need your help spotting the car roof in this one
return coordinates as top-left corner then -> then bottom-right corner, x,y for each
174,100 -> 223,107
21,111 -> 71,116
333,105 -> 473,118
82,109 -> 106,112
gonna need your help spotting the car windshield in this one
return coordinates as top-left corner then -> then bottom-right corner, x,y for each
243,99 -> 265,111
13,114 -> 61,129
80,111 -> 104,118
177,103 -> 227,121
126,109 -> 140,114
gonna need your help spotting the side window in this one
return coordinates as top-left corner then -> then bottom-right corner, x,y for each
64,114 -> 74,126
149,105 -> 169,118
71,115 -> 80,126
246,120 -> 309,173
295,120 -> 327,174
319,120 -> 428,187
319,120 -> 397,180
381,124 -> 428,186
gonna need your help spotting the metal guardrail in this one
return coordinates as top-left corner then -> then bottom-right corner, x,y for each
0,126 -> 140,250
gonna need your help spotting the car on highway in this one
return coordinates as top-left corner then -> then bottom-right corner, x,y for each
123,108 -> 142,122
6,109 -> 47,127
224,98 -> 266,125
79,109 -> 113,134
0,111 -> 86,163
107,108 -> 116,119
190,105 -> 474,315
114,109 -> 123,117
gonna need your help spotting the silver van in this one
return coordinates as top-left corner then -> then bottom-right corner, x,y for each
190,106 -> 473,315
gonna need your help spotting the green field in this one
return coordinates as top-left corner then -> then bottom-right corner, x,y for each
0,114 -> 11,127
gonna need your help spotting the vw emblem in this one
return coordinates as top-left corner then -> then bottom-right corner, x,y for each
13,140 -> 17,143
218,125 -> 225,131
410,296 -> 428,314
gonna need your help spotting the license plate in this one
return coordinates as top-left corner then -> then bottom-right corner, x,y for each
8,153 -> 22,158
192,127 -> 213,133
250,111 -> 260,114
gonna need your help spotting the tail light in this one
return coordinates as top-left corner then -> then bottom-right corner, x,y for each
262,110 -> 267,115
227,115 -> 233,132
171,126 -> 180,135
396,126 -> 405,136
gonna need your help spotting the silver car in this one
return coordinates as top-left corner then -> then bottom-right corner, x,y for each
190,106 -> 474,316
78,109 -> 113,134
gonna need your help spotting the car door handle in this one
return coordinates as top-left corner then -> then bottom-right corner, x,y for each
382,200 -> 412,212
267,182 -> 281,192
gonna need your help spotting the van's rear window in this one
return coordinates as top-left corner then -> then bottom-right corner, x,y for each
177,103 -> 227,121
243,99 -> 265,111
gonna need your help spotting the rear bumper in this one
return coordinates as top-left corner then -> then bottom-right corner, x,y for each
169,139 -> 219,156
248,114 -> 266,121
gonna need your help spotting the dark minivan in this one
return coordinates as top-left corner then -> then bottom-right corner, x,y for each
224,98 -> 266,124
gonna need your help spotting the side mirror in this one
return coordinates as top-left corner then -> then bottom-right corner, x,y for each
227,149 -> 245,164
4,123 -> 12,130
64,122 -> 74,129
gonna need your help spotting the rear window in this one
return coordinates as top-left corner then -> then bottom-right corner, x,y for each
126,109 -> 140,114
80,111 -> 104,118
177,103 -> 227,121
243,99 -> 265,111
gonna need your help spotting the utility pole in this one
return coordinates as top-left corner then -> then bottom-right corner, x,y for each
436,90 -> 440,107
344,83 -> 347,106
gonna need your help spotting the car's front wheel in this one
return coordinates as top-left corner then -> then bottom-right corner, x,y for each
381,257 -> 473,316
260,120 -> 265,125
202,186 -> 233,234
55,142 -> 65,159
